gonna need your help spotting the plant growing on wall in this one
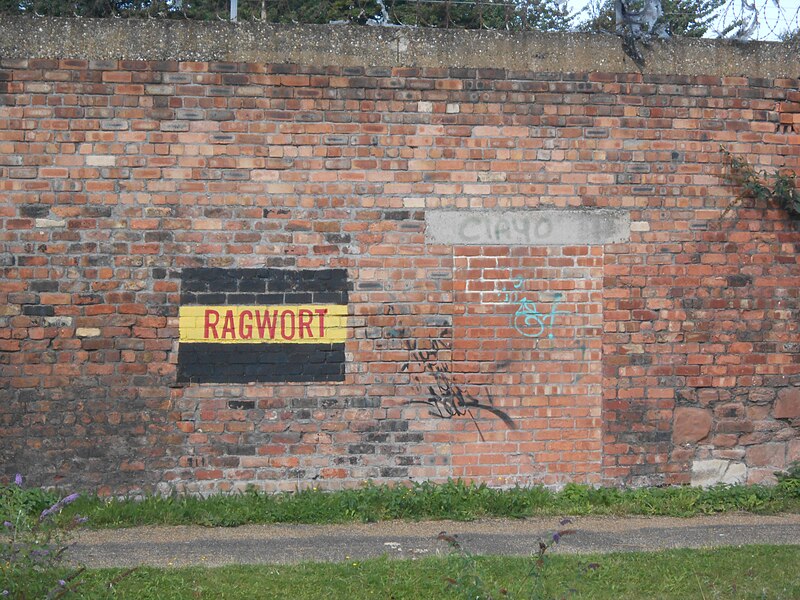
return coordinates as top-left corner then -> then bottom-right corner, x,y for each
722,147 -> 800,219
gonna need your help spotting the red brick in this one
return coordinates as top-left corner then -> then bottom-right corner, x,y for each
2,51 -> 800,495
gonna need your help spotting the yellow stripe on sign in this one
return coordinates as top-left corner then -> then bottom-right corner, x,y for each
179,305 -> 347,344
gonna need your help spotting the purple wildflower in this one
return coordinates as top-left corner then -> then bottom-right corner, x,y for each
2,521 -> 12,529
40,493 -> 80,520
73,515 -> 89,524
14,474 -> 22,486
552,532 -> 561,543
58,580 -> 66,586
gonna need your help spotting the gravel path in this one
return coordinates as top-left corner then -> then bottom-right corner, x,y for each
68,513 -> 800,568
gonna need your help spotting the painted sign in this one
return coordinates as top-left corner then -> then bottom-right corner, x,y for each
179,305 -> 347,344
177,268 -> 349,384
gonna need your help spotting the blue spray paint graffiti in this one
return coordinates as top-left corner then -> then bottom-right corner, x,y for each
504,277 -> 570,339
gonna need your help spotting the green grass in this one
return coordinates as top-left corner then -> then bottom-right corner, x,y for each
4,473 -> 800,530
12,545 -> 800,599
48,478 -> 800,528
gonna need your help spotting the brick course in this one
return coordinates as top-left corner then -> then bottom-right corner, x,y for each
1,29 -> 800,494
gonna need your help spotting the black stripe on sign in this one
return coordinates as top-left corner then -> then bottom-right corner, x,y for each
177,343 -> 345,384
180,268 -> 349,305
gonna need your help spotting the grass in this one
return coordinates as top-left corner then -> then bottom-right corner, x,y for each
48,477 -> 800,528
4,474 -> 799,598
15,545 -> 800,599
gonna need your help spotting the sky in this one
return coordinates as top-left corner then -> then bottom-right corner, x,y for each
709,0 -> 800,39
568,0 -> 800,40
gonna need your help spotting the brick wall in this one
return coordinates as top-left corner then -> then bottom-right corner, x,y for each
1,21 -> 799,494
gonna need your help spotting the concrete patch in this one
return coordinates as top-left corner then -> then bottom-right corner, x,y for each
425,209 -> 630,246
691,459 -> 747,487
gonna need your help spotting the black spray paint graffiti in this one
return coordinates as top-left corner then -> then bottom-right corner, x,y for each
401,339 -> 515,440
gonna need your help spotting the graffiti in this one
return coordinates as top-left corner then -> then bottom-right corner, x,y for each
426,209 -> 631,246
458,213 -> 553,244
504,277 -> 570,339
401,339 -> 515,439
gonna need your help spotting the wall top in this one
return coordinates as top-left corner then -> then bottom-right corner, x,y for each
0,16 -> 798,78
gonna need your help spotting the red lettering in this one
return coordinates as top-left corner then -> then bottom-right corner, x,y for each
204,309 -> 220,339
202,308 -> 333,341
314,308 -> 328,337
256,309 -> 279,339
281,310 -> 296,340
221,309 -> 236,339
298,309 -> 313,339
239,310 -> 253,339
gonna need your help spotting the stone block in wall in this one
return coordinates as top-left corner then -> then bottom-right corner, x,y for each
745,442 -> 787,469
789,439 -> 800,464
774,387 -> 800,419
690,459 -> 746,487
673,407 -> 712,444
747,469 -> 778,485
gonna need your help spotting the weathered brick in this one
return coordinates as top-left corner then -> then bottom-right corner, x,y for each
2,39 -> 800,496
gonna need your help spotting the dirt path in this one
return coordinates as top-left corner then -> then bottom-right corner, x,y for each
68,513 -> 800,568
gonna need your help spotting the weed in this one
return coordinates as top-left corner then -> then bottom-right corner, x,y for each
527,518 -> 580,600
775,461 -> 800,497
776,460 -> 800,482
439,531 -> 502,600
11,479 -> 799,530
440,519 -> 582,600
0,475 -> 135,599
722,147 -> 800,218
0,474 -> 84,598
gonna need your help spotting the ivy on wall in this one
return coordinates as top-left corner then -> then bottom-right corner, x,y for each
722,147 -> 800,219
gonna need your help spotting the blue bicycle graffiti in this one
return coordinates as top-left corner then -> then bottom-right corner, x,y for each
504,277 -> 570,339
